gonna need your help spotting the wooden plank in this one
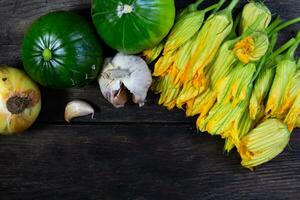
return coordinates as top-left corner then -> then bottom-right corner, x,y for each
37,84 -> 194,124
0,0 -> 299,47
0,124 -> 299,199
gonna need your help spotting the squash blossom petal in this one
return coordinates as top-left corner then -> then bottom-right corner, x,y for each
249,66 -> 275,120
180,0 -> 239,85
162,86 -> 180,110
238,119 -> 290,170
202,98 -> 250,137
187,14 -> 233,84
239,1 -> 271,34
153,51 -> 177,77
217,96 -> 250,138
154,0 -> 207,82
198,91 -> 249,135
176,80 -> 205,109
224,108 -> 253,153
186,89 -> 216,117
164,11 -> 205,55
163,84 -> 182,110
233,32 -> 269,64
143,42 -> 164,64
216,63 -> 256,105
265,59 -> 297,117
158,76 -> 171,105
209,39 -> 239,88
201,63 -> 255,138
198,103 -> 231,134
279,70 -> 300,116
173,36 -> 197,86
284,94 -> 300,131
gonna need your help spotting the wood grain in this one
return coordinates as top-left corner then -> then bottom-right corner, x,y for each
0,124 -> 299,200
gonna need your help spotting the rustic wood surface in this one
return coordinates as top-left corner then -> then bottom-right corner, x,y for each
0,0 -> 300,199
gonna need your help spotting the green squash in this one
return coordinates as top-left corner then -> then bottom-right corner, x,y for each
92,0 -> 175,54
22,11 -> 103,89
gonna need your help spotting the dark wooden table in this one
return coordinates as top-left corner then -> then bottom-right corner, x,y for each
0,0 -> 300,199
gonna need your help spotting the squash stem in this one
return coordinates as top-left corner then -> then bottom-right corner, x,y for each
269,38 -> 296,61
194,0 -> 206,8
266,16 -> 282,34
204,3 -> 221,13
227,0 -> 239,13
213,0 -> 226,13
43,48 -> 52,62
269,17 -> 300,35
286,31 -> 300,60
187,0 -> 205,11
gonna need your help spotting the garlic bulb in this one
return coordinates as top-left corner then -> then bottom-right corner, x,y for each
64,100 -> 94,122
98,53 -> 152,108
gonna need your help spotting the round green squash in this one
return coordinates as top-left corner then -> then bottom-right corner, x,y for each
22,11 -> 103,89
91,0 -> 175,54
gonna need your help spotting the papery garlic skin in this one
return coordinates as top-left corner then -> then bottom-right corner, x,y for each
98,53 -> 152,108
0,66 -> 41,134
64,100 -> 94,122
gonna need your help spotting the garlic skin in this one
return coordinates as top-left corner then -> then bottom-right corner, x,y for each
98,53 -> 152,108
64,100 -> 94,122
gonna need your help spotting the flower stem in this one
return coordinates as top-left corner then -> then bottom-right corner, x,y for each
270,38 -> 296,61
266,16 -> 282,34
227,0 -> 239,12
213,0 -> 227,13
189,0 -> 206,11
204,3 -> 220,13
269,17 -> 300,35
286,37 -> 300,60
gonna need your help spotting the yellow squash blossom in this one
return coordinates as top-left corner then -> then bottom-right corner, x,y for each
153,51 -> 177,77
158,75 -> 172,105
185,88 -> 216,117
278,70 -> 300,116
266,32 -> 300,117
216,63 -> 256,106
249,66 -> 275,120
179,0 -> 239,85
233,32 -> 269,64
198,63 -> 255,146
238,119 -> 290,170
143,42 -> 164,64
171,37 -> 196,86
265,59 -> 297,117
164,11 -> 205,55
224,108 -> 253,152
284,93 -> 300,131
209,39 -> 239,88
239,1 -> 271,34
152,0 -> 207,78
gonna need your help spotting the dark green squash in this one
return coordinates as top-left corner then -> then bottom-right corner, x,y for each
92,0 -> 175,54
21,11 -> 103,89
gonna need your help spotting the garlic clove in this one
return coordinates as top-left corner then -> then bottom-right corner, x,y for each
64,100 -> 94,122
